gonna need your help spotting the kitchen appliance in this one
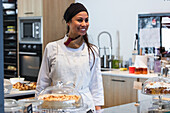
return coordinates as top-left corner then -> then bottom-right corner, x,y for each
18,17 -> 42,44
19,43 -> 42,81
98,31 -> 113,68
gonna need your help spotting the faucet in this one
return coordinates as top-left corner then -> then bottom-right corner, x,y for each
98,31 -> 113,68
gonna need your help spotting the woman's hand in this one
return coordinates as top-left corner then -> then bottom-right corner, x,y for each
95,106 -> 102,110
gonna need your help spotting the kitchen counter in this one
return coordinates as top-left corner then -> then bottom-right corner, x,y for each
100,102 -> 139,113
100,97 -> 170,113
101,68 -> 158,79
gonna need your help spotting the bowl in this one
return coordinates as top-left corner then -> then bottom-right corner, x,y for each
3,3 -> 15,9
6,10 -> 15,15
10,78 -> 25,84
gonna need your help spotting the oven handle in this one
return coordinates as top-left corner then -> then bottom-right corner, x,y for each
19,52 -> 37,55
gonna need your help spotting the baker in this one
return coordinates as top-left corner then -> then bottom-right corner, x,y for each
36,2 -> 104,112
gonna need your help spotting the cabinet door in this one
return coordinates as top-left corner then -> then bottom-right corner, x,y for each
102,75 -> 137,108
18,0 -> 42,17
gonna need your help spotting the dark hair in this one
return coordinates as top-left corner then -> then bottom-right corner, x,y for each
83,34 -> 98,70
64,3 -> 88,23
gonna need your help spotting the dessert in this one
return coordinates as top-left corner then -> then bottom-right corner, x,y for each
143,82 -> 170,95
13,82 -> 36,90
29,82 -> 37,90
38,94 -> 81,109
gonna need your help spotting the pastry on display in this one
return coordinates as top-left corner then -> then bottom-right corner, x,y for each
37,81 -> 86,111
38,94 -> 81,109
13,82 -> 36,91
29,82 -> 37,90
142,77 -> 170,95
13,82 -> 30,90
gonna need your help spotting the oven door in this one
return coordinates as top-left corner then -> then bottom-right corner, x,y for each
19,51 -> 41,81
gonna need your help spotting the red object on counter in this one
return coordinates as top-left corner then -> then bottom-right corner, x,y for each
129,66 -> 135,74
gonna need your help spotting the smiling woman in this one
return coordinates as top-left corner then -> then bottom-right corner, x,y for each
36,2 -> 104,112
0,0 -> 4,112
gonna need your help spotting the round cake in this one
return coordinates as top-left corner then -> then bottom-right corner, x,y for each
143,82 -> 170,95
38,94 -> 81,109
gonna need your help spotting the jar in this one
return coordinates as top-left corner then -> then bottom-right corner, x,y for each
139,67 -> 143,74
129,66 -> 135,74
135,67 -> 140,74
142,68 -> 148,74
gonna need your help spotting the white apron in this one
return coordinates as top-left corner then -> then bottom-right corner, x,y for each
50,40 -> 95,111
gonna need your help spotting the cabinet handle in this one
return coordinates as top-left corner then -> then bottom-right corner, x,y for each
24,12 -> 34,14
111,79 -> 125,82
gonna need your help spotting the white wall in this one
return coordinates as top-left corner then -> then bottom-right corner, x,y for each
76,0 -> 170,61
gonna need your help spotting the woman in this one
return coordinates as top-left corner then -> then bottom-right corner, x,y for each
36,2 -> 104,111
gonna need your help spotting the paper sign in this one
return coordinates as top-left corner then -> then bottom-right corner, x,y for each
133,81 -> 143,90
139,28 -> 160,48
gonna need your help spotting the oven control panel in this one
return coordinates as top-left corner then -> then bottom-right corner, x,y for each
19,43 -> 42,52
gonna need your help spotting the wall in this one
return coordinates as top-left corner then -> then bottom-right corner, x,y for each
0,0 -> 4,112
76,0 -> 170,61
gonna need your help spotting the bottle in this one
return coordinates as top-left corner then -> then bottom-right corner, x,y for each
154,47 -> 161,73
132,34 -> 138,64
112,56 -> 119,69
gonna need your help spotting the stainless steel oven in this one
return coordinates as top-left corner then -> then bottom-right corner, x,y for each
19,43 -> 42,81
18,17 -> 42,44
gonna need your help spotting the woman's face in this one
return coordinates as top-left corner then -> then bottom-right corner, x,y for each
68,11 -> 89,38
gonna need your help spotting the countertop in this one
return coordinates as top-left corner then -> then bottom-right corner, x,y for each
5,88 -> 35,98
101,68 -> 158,79
100,102 -> 139,113
100,98 -> 170,113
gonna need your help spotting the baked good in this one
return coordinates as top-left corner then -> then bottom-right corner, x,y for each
13,82 -> 36,90
13,82 -> 30,90
38,94 -> 81,109
143,82 -> 170,95
29,82 -> 36,90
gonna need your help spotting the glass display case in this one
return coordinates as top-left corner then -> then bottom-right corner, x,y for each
37,82 -> 88,113
141,76 -> 170,112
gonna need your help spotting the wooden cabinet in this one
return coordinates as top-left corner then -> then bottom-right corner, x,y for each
17,0 -> 75,52
18,0 -> 42,17
102,75 -> 137,108
42,0 -> 74,51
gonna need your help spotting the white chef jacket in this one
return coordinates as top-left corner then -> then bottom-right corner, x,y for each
36,35 -> 104,111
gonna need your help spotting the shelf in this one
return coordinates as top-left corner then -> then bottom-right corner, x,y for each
4,62 -> 17,66
4,68 -> 17,71
4,56 -> 17,59
4,31 -> 17,34
3,8 -> 16,11
2,1 -> 16,4
4,44 -> 16,47
4,38 -> 16,41
3,0 -> 18,77
4,74 -> 17,79
4,20 -> 16,22
4,49 -> 16,51
3,14 -> 17,16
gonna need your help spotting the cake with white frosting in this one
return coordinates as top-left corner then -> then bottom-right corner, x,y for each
143,82 -> 170,95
